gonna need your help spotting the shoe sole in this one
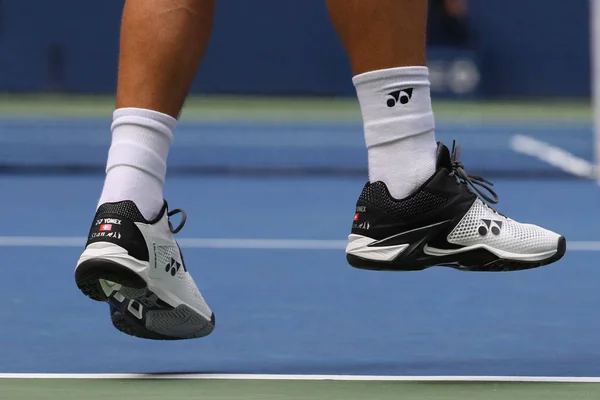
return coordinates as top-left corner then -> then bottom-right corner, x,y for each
347,236 -> 567,272
75,259 -> 215,340
110,304 -> 216,341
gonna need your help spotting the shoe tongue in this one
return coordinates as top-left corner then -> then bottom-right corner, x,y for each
435,142 -> 452,170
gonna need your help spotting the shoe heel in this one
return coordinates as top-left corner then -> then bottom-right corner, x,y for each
75,259 -> 147,302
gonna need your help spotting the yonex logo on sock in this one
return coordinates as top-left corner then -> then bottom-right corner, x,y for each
386,89 -> 414,107
478,219 -> 503,236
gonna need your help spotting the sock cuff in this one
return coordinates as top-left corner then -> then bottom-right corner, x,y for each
106,108 -> 175,183
352,66 -> 430,88
363,113 -> 434,149
353,66 -> 434,149
112,108 -> 176,143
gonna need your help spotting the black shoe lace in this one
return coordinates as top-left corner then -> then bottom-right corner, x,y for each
449,141 -> 499,205
167,208 -> 187,234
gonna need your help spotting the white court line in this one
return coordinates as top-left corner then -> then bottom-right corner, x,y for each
510,134 -> 598,179
1,373 -> 600,382
0,237 -> 346,249
566,241 -> 600,251
0,236 -> 597,251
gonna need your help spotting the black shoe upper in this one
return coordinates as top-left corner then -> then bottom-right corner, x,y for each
85,201 -> 168,262
351,142 -> 479,250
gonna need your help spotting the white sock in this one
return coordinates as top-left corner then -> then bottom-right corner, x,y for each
98,107 -> 176,220
353,66 -> 437,199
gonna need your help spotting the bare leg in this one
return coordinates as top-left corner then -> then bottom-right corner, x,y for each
327,0 -> 427,75
116,0 -> 215,117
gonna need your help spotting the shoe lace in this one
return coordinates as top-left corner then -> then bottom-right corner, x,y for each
449,141 -> 499,205
167,208 -> 187,234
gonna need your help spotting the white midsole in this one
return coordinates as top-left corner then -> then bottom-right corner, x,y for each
346,234 -> 558,262
346,234 -> 408,262
423,243 -> 557,262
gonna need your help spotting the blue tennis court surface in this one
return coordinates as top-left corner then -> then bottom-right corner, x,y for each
0,117 -> 593,178
1,173 -> 599,376
1,103 -> 599,381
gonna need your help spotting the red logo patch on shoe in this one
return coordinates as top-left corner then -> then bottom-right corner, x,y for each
354,213 -> 360,221
99,224 -> 112,232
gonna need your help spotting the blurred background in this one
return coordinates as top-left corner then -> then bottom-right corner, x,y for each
0,0 -> 592,177
1,0 -> 600,387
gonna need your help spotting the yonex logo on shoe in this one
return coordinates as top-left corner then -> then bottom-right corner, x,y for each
478,219 -> 502,236
386,89 -> 413,107
165,257 -> 186,276
94,218 -> 122,226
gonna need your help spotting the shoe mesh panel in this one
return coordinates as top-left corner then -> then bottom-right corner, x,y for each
448,199 -> 559,253
157,245 -> 206,301
359,182 -> 448,220
96,201 -> 146,222
156,245 -> 179,276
